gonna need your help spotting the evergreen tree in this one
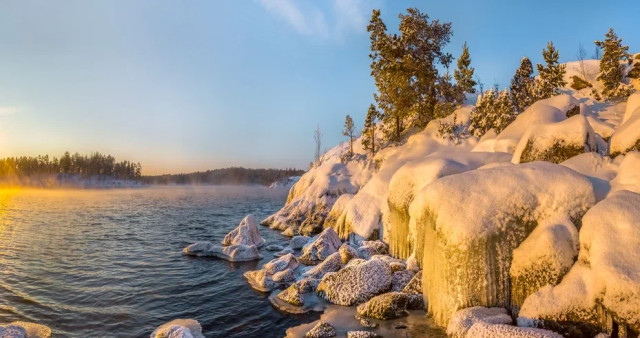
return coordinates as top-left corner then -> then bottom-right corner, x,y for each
434,71 -> 461,118
536,41 -> 567,99
495,88 -> 517,134
469,88 -> 497,137
454,42 -> 476,94
342,115 -> 356,158
595,28 -> 631,99
510,57 -> 536,112
362,104 -> 381,156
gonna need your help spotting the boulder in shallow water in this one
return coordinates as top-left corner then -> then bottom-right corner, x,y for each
401,272 -> 422,295
272,268 -> 296,283
406,294 -> 425,310
244,254 -> 299,292
356,243 -> 388,260
299,228 -> 342,263
290,235 -> 311,250
221,214 -> 265,248
346,331 -> 378,338
296,278 -> 321,294
338,243 -> 359,264
266,244 -> 284,251
466,322 -> 562,338
274,247 -> 294,257
278,284 -> 304,306
446,307 -> 513,338
182,242 -> 261,262
150,319 -> 205,338
282,226 -> 297,237
305,321 -> 336,338
316,258 -> 392,306
302,252 -> 342,279
0,322 -> 51,338
356,292 -> 409,320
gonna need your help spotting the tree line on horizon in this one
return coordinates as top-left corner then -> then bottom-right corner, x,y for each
0,152 -> 142,180
141,167 -> 305,186
320,8 -> 639,164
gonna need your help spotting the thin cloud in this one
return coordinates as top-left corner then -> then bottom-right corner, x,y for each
256,0 -> 371,40
0,107 -> 20,116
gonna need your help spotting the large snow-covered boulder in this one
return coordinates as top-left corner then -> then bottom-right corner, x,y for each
289,235 -> 311,250
466,322 -> 562,338
609,92 -> 640,156
221,214 -> 265,248
514,114 -> 597,164
316,258 -> 392,306
301,252 -> 342,279
561,153 -> 620,201
473,94 -> 576,154
182,242 -> 261,262
609,151 -> 640,195
299,228 -> 342,263
519,190 -> 640,336
409,162 -> 595,326
386,151 -> 511,259
150,319 -> 205,338
0,322 -> 51,338
323,193 -> 352,238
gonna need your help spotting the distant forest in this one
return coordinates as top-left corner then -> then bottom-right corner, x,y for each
142,167 -> 305,186
0,152 -> 142,180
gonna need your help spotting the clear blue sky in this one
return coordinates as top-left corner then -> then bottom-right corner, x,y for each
0,0 -> 637,174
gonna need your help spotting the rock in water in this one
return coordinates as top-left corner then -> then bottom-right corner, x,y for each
299,228 -> 342,263
446,307 -> 513,338
278,284 -> 304,306
222,214 -> 265,248
302,252 -> 342,279
0,322 -> 52,338
410,162 -> 594,326
316,259 -> 392,306
244,254 -> 298,292
401,272 -> 422,294
0,326 -> 26,338
296,278 -> 321,293
305,321 -> 336,338
356,292 -> 409,320
338,243 -> 359,264
290,235 -> 311,249
406,294 -> 425,310
355,315 -> 378,328
265,244 -> 284,251
182,242 -> 261,262
274,247 -> 294,257
150,319 -> 205,338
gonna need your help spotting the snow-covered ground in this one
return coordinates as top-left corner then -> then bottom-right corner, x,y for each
263,57 -> 640,336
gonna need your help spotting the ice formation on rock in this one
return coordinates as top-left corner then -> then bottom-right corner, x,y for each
316,259 -> 392,306
289,235 -> 311,250
338,243 -> 358,264
0,322 -> 52,338
610,92 -> 640,156
519,190 -> 640,336
447,307 -> 513,338
302,252 -> 342,279
150,319 -> 205,338
299,228 -> 342,263
266,244 -> 284,251
244,253 -> 298,292
182,242 -> 261,262
391,270 -> 415,292
410,162 -> 594,326
466,321 -> 562,338
305,321 -> 336,338
221,214 -> 265,248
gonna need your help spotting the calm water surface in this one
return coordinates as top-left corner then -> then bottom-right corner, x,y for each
0,186 -> 319,337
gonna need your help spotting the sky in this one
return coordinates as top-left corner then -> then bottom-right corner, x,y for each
0,0 -> 638,175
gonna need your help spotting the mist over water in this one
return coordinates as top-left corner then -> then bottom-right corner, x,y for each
0,186 -> 318,337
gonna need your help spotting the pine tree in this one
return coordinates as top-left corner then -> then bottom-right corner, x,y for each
342,115 -> 356,158
434,71 -> 461,118
454,42 -> 477,94
495,88 -> 517,133
536,41 -> 567,99
595,28 -> 631,99
510,57 -> 536,112
469,88 -> 497,137
362,104 -> 381,155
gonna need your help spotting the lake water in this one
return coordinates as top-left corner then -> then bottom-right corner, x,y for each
0,186 -> 319,337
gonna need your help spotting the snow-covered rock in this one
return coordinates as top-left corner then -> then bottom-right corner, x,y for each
316,259 -> 392,306
609,151 -> 640,194
561,153 -> 620,201
275,247 -> 294,257
513,114 -> 597,164
610,94 -> 640,156
401,272 -> 422,295
150,319 -> 205,338
447,307 -> 513,338
289,235 -> 311,250
386,151 -> 511,259
301,252 -> 342,279
0,322 -> 51,338
338,243 -> 358,264
410,162 -> 595,326
391,270 -> 415,292
182,242 -> 261,262
305,321 -> 336,338
299,228 -> 342,263
265,244 -> 284,251
519,190 -> 640,335
244,254 -> 299,292
466,322 -> 562,338
356,292 -> 409,320
324,194 -> 353,238
346,331 -> 377,338
278,284 -> 304,306
221,214 -> 265,248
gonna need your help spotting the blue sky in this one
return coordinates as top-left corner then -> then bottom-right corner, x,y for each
0,0 -> 638,174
